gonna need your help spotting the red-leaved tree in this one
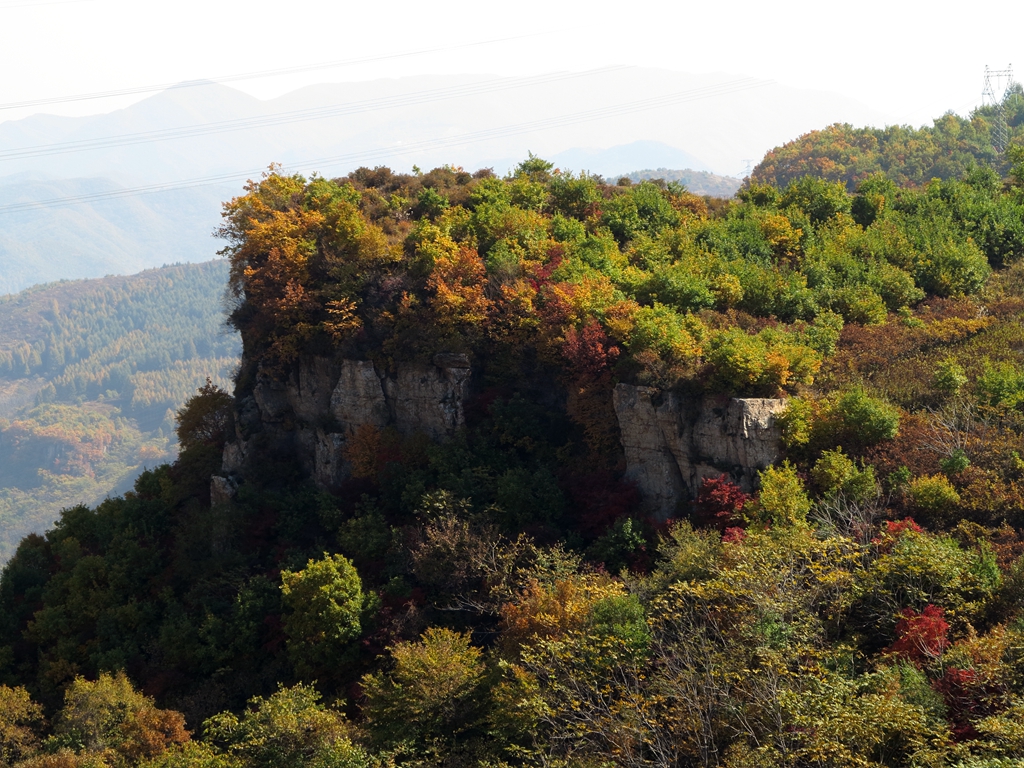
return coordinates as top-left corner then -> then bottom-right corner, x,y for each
888,604 -> 949,664
691,476 -> 750,532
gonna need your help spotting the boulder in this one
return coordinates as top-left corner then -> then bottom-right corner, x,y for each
221,439 -> 249,474
223,353 -> 474,488
210,475 -> 237,505
693,397 -> 786,469
252,376 -> 290,423
611,385 -> 689,519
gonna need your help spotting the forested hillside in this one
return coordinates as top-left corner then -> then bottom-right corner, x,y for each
753,86 -> 1024,189
0,261 -> 238,559
622,167 -> 742,197
2,129 -> 1024,767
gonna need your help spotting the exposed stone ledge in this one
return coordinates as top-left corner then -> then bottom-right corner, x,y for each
330,360 -> 388,434
227,356 -> 786,513
613,384 -> 786,519
210,475 -> 238,506
223,354 -> 473,491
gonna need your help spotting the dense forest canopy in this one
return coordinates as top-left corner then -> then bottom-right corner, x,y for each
2,121 -> 1024,767
753,86 -> 1024,189
0,261 -> 238,415
0,262 -> 239,561
221,152 -> 1022,402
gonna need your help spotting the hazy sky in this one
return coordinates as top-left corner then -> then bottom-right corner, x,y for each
1,0 -> 1019,129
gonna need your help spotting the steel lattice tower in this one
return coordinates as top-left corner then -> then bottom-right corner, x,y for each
983,64 -> 1014,153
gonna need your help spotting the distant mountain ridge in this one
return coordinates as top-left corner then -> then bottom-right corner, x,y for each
0,68 -> 887,181
0,173 -> 234,294
550,140 -> 712,176
0,68 -> 887,292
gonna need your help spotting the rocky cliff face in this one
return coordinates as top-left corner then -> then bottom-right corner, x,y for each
216,357 -> 785,519
218,354 -> 472,493
612,384 -> 787,519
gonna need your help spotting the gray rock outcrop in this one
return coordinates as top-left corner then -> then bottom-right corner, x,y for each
288,356 -> 342,424
210,475 -> 238,505
330,360 -> 389,434
222,354 -> 473,491
388,354 -> 472,440
613,384 -> 786,519
224,352 -> 787,518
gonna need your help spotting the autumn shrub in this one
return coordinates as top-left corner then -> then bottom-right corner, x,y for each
548,173 -> 601,220
203,684 -> 364,768
690,475 -> 750,531
50,672 -> 189,765
601,182 -> 680,243
811,448 -> 878,502
780,175 -> 851,224
0,685 -> 44,766
705,327 -> 820,395
498,574 -> 625,655
858,528 -> 1000,634
777,396 -> 815,451
977,360 -> 1024,409
934,356 -> 968,395
816,386 -> 901,451
797,309 -> 844,356
361,628 -> 488,750
135,741 -> 240,768
747,461 -> 811,528
887,604 -> 950,664
909,474 -> 962,524
650,520 -> 722,588
585,517 -> 649,574
913,236 -> 991,297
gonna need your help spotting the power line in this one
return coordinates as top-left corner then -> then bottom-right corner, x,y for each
0,32 -> 549,113
0,67 -> 631,162
0,76 -> 771,214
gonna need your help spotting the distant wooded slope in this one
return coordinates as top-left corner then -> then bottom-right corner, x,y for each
752,87 -> 1024,189
622,167 -> 742,197
0,260 -> 239,559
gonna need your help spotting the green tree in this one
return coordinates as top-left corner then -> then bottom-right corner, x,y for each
174,379 -> 233,452
811,448 -> 877,502
749,461 -> 812,528
816,387 -> 901,450
280,554 -> 367,679
203,684 -> 366,768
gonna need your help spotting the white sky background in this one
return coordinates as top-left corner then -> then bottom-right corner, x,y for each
1,0 -> 1019,130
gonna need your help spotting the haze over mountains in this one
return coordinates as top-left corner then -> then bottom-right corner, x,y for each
0,175 -> 234,295
0,67 -> 889,293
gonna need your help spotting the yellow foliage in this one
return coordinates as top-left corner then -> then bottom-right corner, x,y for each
500,574 -> 626,656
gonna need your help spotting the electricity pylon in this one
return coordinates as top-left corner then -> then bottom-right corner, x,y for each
983,64 -> 1014,153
